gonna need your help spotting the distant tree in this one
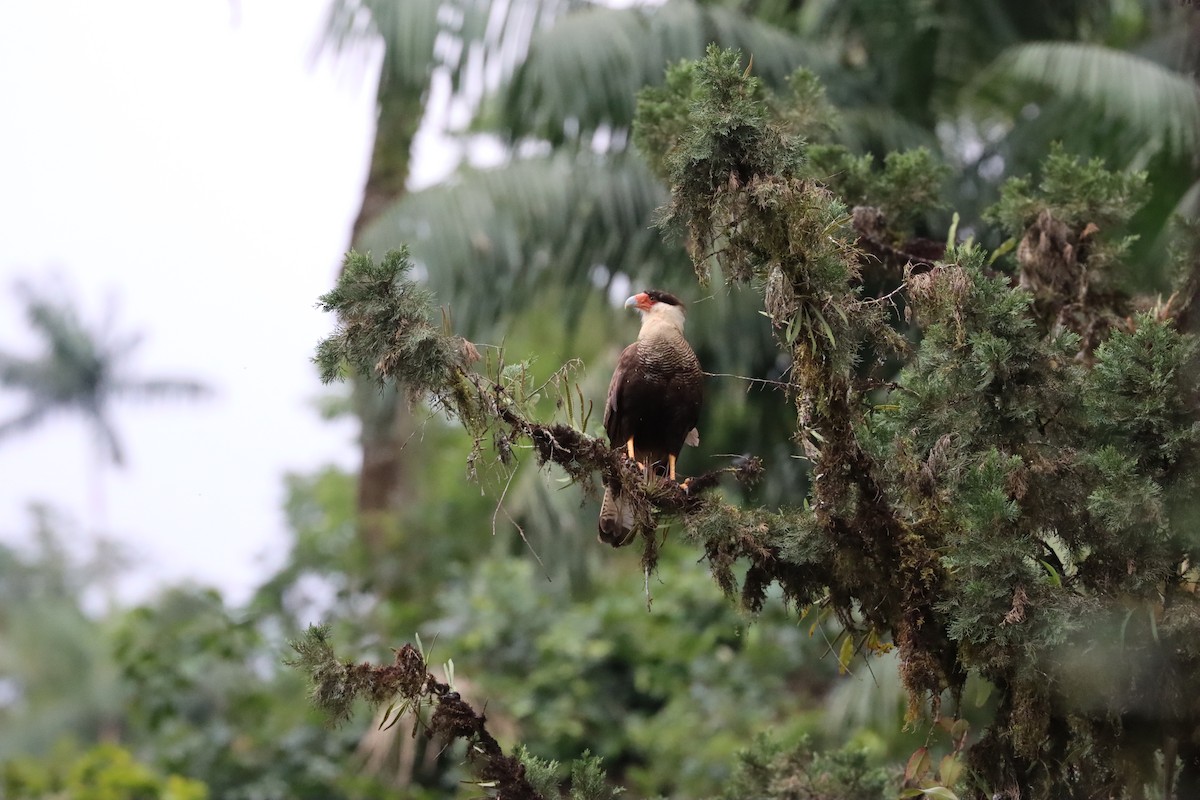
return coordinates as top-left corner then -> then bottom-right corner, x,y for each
298,47 -> 1200,799
1,743 -> 207,800
0,280 -> 209,467
0,506 -> 126,760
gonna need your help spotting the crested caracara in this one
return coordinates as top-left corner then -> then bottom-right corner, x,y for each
598,290 -> 703,546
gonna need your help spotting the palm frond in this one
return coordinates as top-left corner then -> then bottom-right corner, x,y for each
111,378 -> 212,401
323,0 -> 577,98
357,149 -> 681,334
91,416 -> 125,467
324,0 -> 439,89
0,353 -> 51,391
832,106 -> 940,155
0,405 -> 51,440
494,0 -> 818,144
982,42 -> 1200,161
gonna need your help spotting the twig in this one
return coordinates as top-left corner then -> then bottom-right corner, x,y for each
491,468 -> 548,577
703,371 -> 793,391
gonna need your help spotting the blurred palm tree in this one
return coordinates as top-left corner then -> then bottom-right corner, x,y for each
323,0 -> 574,551
0,281 -> 209,465
0,281 -> 209,522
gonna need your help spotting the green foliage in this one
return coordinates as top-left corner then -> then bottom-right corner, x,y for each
357,152 -> 673,338
1,744 -> 207,800
0,508 -> 126,759
568,752 -> 619,800
494,0 -> 812,147
986,42 -> 1200,162
633,45 -> 1200,798
888,246 -> 1083,454
634,58 -> 701,183
720,733 -> 891,800
515,746 -> 562,800
315,248 -> 464,395
985,144 -> 1151,297
807,146 -> 949,231
774,68 -> 840,144
987,143 -> 1150,238
284,624 -> 388,727
113,588 -> 378,800
1086,315 -> 1200,472
657,44 -> 806,286
307,40 -> 1200,798
429,552 -> 828,797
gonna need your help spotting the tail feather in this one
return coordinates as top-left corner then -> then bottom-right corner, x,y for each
598,485 -> 636,546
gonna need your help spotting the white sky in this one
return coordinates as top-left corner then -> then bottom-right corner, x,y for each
0,0 -> 433,604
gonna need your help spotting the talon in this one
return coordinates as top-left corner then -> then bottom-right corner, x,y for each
681,476 -> 693,494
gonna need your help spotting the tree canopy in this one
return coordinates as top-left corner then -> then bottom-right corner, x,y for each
301,44 -> 1200,799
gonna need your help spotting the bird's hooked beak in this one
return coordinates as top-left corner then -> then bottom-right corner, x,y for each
624,292 -> 651,312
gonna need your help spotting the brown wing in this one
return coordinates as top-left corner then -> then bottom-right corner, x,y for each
604,341 -> 640,447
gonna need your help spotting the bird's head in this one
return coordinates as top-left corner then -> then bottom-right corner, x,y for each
625,290 -> 687,332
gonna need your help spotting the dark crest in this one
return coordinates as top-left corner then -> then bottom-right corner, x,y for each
643,289 -> 685,308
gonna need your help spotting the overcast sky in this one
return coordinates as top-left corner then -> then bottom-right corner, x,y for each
0,0 -> 419,603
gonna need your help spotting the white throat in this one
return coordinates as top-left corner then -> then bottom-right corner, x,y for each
638,303 -> 687,340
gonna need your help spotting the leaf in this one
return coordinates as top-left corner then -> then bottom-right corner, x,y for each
920,787 -> 960,800
837,633 -> 855,674
865,626 -> 893,655
382,700 -> 410,732
359,151 -> 672,335
1038,559 -> 1062,587
988,237 -> 1016,265
974,679 -> 993,708
817,310 -> 837,348
982,42 -> 1200,160
905,747 -> 932,783
938,754 -> 964,787
496,0 -> 817,142
807,604 -> 830,637
378,701 -> 397,731
785,314 -> 801,345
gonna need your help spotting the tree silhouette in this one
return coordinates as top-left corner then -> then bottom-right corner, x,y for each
0,279 -> 209,467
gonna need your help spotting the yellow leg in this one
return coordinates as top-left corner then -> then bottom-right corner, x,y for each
668,453 -> 677,482
625,437 -> 648,473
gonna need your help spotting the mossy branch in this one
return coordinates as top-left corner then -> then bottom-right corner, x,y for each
286,625 -> 545,800
315,247 -> 766,567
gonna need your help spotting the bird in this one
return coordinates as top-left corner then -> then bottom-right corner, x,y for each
598,290 -> 703,546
